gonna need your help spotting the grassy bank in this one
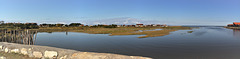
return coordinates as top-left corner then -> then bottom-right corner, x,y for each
110,26 -> 191,38
38,27 -> 161,33
0,26 -> 192,38
225,26 -> 240,30
36,26 -> 192,38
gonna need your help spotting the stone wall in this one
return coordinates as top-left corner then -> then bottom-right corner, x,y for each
0,42 -> 152,59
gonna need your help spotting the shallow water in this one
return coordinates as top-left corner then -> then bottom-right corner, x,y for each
3,27 -> 240,59
138,29 -> 162,32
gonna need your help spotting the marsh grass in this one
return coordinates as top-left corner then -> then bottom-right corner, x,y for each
187,31 -> 194,33
26,26 -> 192,38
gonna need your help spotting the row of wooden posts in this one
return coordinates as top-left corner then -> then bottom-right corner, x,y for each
0,29 -> 38,45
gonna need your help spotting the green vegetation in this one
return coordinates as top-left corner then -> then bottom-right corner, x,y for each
110,26 -> 192,38
0,23 -> 38,29
187,31 -> 194,33
40,23 -> 84,27
37,27 -> 162,33
37,26 -> 192,38
90,24 -> 118,28
225,26 -> 240,30
0,21 -> 193,38
69,23 -> 83,27
0,52 -> 37,59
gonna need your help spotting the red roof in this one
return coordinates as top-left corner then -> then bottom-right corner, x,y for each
233,22 -> 240,25
228,24 -> 233,25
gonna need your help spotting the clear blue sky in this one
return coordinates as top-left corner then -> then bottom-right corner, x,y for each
0,0 -> 240,25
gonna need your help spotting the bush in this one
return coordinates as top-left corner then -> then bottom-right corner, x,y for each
104,24 -> 117,28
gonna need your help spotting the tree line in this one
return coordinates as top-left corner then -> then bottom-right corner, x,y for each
0,23 -> 39,29
0,22 -> 118,29
40,23 -> 83,27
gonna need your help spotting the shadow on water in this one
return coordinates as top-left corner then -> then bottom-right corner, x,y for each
0,29 -> 38,45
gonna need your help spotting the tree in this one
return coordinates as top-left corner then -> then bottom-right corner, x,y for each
56,24 -> 64,27
104,24 -> 117,28
0,21 -> 4,24
69,23 -> 82,27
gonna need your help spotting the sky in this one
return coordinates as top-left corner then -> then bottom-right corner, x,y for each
0,0 -> 240,25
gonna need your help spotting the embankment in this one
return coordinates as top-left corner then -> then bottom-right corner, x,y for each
0,42 -> 151,59
225,27 -> 240,30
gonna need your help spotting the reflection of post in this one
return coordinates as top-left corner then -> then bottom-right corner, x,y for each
33,31 -> 38,45
66,31 -> 68,35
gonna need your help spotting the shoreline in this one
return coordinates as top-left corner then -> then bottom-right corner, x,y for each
0,42 -> 151,59
224,27 -> 240,30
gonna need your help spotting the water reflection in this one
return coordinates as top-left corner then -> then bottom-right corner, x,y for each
33,27 -> 240,59
2,27 -> 240,59
0,30 -> 37,45
233,29 -> 240,39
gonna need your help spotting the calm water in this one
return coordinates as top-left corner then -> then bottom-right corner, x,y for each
18,27 -> 240,59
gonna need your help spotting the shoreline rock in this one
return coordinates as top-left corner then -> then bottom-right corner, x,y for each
0,42 -> 152,59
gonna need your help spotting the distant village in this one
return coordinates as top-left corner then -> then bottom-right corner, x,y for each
0,21 -> 168,29
228,22 -> 240,27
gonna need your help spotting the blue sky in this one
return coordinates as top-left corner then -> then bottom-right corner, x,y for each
0,0 -> 240,25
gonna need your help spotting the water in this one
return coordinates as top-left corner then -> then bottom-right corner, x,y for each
3,27 -> 240,59
138,29 -> 162,32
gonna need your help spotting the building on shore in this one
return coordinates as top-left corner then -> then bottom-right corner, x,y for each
228,24 -> 234,27
136,24 -> 144,27
233,22 -> 240,27
228,22 -> 240,27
